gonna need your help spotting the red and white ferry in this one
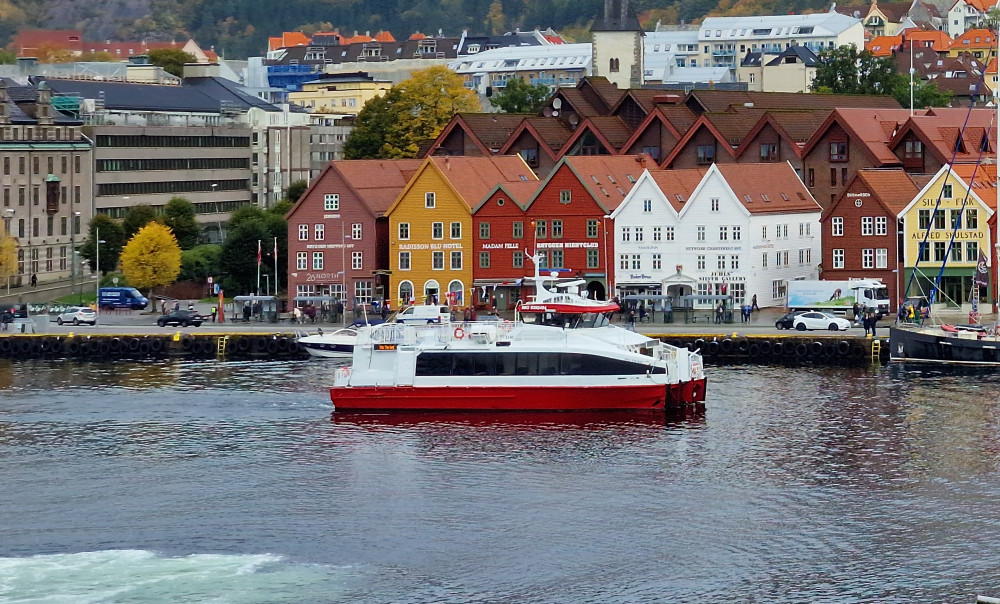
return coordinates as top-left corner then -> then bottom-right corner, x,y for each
330,259 -> 706,412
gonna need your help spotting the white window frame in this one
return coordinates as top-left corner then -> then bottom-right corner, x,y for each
352,223 -> 362,240
875,248 -> 888,269
298,224 -> 309,241
314,223 -> 325,241
833,248 -> 845,269
324,193 -> 339,210
432,222 -> 443,239
432,251 -> 444,270
832,217 -> 843,236
425,192 -> 436,208
450,251 -> 462,270
296,251 -> 307,270
351,251 -> 363,270
312,251 -> 324,270
861,216 -> 874,236
398,223 -> 410,240
862,248 -> 874,269
399,251 -> 411,270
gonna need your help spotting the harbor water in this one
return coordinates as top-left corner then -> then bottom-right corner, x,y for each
1,360 -> 999,602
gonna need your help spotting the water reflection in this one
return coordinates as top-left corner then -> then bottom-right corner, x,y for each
331,407 -> 705,429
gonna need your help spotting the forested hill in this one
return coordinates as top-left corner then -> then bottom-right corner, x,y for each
0,0 -> 858,59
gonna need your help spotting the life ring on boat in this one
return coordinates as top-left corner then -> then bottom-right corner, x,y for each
453,327 -> 465,339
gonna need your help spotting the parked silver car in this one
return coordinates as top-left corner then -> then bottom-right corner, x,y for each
55,306 -> 96,325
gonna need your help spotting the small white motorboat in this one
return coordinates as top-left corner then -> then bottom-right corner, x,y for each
297,327 -> 358,359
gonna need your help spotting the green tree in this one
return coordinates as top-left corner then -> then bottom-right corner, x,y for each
892,78 -> 953,109
79,215 -> 126,275
286,179 -> 308,204
811,45 -> 899,96
490,77 -> 551,113
227,205 -> 268,232
120,222 -> 182,293
486,0 -> 506,35
344,66 -> 481,158
147,48 -> 197,77
178,244 -> 222,281
0,49 -> 15,65
161,197 -> 200,249
270,199 -> 293,218
219,219 -> 271,295
122,204 -> 158,241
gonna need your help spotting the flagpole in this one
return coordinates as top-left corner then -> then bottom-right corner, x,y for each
273,237 -> 278,296
256,239 -> 261,295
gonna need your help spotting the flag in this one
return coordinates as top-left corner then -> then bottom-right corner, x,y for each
273,237 -> 278,261
974,250 -> 990,288
257,240 -> 262,266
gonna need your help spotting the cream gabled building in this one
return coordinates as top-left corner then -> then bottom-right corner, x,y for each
591,0 -> 644,90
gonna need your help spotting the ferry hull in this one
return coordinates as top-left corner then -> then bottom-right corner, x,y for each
330,381 -> 706,411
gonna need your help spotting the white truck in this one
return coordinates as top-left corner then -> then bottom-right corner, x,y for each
786,279 -> 890,315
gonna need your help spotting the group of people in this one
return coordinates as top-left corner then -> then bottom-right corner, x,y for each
852,302 -> 885,336
896,302 -> 929,325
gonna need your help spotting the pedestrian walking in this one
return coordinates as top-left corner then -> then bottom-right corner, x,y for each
30,273 -> 36,288
210,306 -> 217,322
242,301 -> 251,322
751,294 -> 759,312
292,306 -> 303,324
627,309 -> 636,331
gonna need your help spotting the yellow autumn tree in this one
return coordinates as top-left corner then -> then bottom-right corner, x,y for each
0,231 -> 16,288
120,222 -> 181,294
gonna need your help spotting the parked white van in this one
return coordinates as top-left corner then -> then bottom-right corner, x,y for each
395,305 -> 452,324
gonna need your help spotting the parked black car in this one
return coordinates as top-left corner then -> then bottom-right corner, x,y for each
774,310 -> 809,330
156,309 -> 204,327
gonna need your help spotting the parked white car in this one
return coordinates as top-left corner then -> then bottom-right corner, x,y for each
792,311 -> 852,331
54,306 -> 96,326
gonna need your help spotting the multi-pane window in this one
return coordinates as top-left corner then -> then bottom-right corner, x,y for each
697,255 -> 706,270
351,251 -> 362,270
875,216 -> 887,236
730,255 -> 739,269
586,249 -> 599,268
832,249 -> 844,268
934,211 -> 945,229
480,222 -> 490,239
559,190 -> 572,204
622,227 -> 631,242
966,241 -> 979,261
918,242 -> 930,262
643,199 -> 652,212
652,253 -> 662,269
432,222 -> 443,239
653,227 -> 661,241
733,226 -> 741,240
312,251 -> 324,270
950,209 -> 962,230
513,221 -> 524,238
324,194 -> 339,210
619,254 -> 629,269
586,220 -> 598,238
296,252 -> 307,270
934,241 -> 946,262
479,252 -> 490,268
537,251 -> 548,269
762,225 -> 768,239
711,198 -> 720,212
298,224 -> 309,240
535,220 -> 547,238
513,251 -> 524,268
829,141 -> 847,161
450,251 -> 462,269
719,226 -> 728,241
550,250 -> 564,268
552,220 -> 563,238
967,209 -> 979,229
352,223 -> 362,240
665,226 -> 675,241
631,254 -> 641,270
425,192 -> 436,208
918,210 -> 930,229
315,224 -> 325,241
861,217 -> 873,236
432,251 -> 444,270
450,222 -> 461,239
862,248 -> 874,269
951,244 -> 962,262
635,227 -> 643,242
399,223 -> 410,240
399,252 -> 411,270
942,184 -> 953,198
697,226 -> 705,241
798,249 -> 805,264
717,255 -> 726,269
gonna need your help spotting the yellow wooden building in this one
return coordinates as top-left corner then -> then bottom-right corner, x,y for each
386,155 -> 538,308
898,164 -> 995,306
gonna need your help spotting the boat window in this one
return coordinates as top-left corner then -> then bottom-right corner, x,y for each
414,352 -> 663,376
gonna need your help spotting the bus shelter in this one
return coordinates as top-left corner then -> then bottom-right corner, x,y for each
292,296 -> 343,323
680,294 -> 735,324
622,294 -> 674,323
232,295 -> 279,323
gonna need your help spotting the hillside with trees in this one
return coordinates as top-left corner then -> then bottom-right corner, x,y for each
1,0 -> 870,59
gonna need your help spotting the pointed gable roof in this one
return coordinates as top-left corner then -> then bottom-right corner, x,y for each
424,112 -> 532,157
424,156 -> 538,210
620,106 -> 684,153
285,159 -> 424,220
823,168 -> 920,222
716,163 -> 821,215
892,107 -> 996,163
499,116 -> 575,159
649,169 -> 707,213
952,163 -> 998,212
472,180 -> 541,212
527,155 -> 651,213
802,107 -> 921,165
560,115 -> 634,153
735,110 -> 832,159
660,115 -> 740,167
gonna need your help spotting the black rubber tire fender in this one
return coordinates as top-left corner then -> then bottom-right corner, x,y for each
795,342 -> 809,357
720,339 -> 734,354
758,340 -> 772,356
810,341 -> 824,356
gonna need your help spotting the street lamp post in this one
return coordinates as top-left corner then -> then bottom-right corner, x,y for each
71,211 -> 81,302
3,208 -> 13,294
95,227 -> 106,320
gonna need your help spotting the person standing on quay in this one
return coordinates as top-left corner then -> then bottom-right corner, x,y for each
751,294 -> 759,312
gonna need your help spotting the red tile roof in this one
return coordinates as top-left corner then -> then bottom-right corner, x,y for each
13,29 -> 83,55
269,32 -> 311,51
867,35 -> 903,56
952,163 -> 998,209
950,28 -> 996,51
806,108 -> 923,165
429,156 -> 538,208
852,169 -> 921,214
547,155 -> 651,213
900,107 -> 997,163
716,164 -> 821,214
649,169 -> 706,212
334,159 -> 424,215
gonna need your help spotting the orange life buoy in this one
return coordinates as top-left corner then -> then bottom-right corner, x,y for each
453,327 -> 465,339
